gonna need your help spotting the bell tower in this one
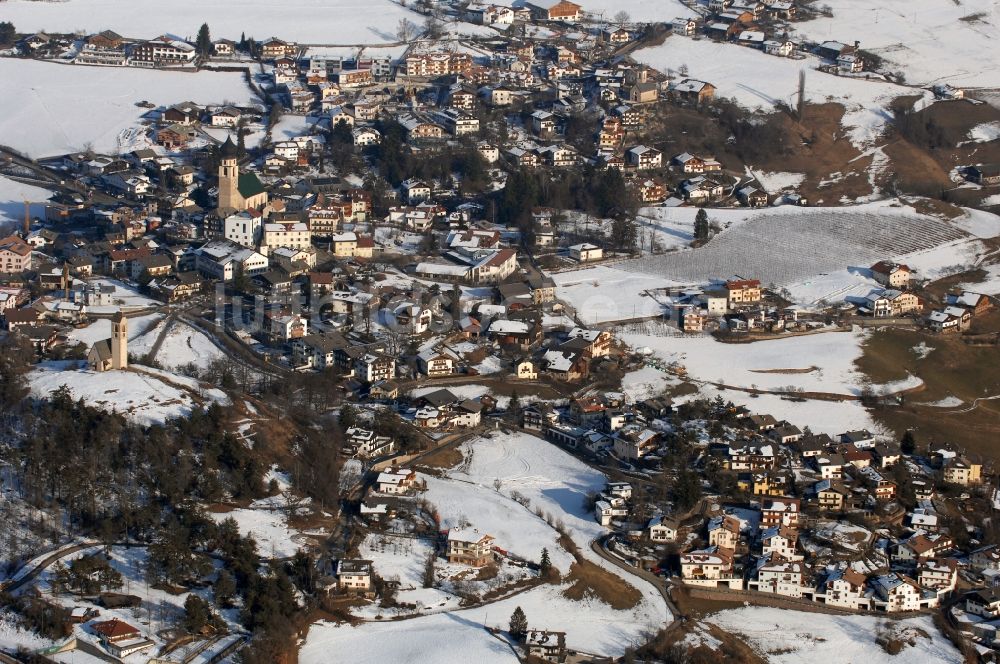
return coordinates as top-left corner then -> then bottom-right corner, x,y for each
111,311 -> 128,370
217,136 -> 240,211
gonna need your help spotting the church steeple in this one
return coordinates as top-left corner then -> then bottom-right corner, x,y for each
111,311 -> 128,370
218,136 -> 239,211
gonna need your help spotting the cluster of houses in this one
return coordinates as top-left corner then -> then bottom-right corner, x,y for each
568,390 -> 996,617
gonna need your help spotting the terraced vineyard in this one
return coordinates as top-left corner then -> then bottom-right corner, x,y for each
617,208 -> 970,285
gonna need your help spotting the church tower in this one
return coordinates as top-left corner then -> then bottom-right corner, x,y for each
217,136 -> 240,211
111,311 -> 128,370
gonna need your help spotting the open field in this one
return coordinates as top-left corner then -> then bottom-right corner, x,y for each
705,606 -> 960,663
614,202 -> 999,299
28,362 -> 230,426
793,0 -> 1000,88
0,175 -> 51,228
0,0 -> 422,43
0,59 -> 256,157
634,35 -> 923,147
856,328 -> 1000,459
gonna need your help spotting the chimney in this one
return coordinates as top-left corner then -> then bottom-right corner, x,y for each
23,200 -> 30,236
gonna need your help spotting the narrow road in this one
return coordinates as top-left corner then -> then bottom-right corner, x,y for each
4,541 -> 100,593
590,536 -> 681,627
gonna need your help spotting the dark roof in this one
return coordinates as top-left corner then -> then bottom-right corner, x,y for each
238,172 -> 267,198
220,135 -> 239,158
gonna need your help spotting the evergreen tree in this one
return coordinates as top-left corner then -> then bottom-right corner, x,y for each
900,430 -> 916,455
509,606 -> 528,640
610,216 -> 637,253
0,22 -> 15,48
509,391 -> 520,413
339,403 -> 357,430
539,548 -> 551,575
184,595 -> 212,634
214,569 -> 237,607
196,23 -> 212,58
694,208 -> 710,242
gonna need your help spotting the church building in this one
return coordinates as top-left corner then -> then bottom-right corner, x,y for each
217,136 -> 269,213
88,311 -> 128,372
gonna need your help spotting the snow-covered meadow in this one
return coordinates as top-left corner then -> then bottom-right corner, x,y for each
28,362 -> 230,426
0,59 -> 256,157
612,202 -> 997,305
633,36 -> 924,147
793,0 -> 1000,88
618,326 -> 902,435
302,431 -> 671,661
1,0 -> 424,44
0,175 -> 51,229
706,606 -> 961,663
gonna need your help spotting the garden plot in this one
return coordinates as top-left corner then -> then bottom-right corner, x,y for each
705,606 -> 960,664
615,204 -> 976,297
0,59 -> 256,158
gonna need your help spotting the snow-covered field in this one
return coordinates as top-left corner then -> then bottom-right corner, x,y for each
128,318 -> 226,370
619,327 -> 892,435
793,0 -> 1000,88
28,362 -> 229,426
612,202 -> 999,304
67,312 -> 162,347
0,175 -> 51,229
302,431 -> 671,661
634,37 -> 923,147
550,265 -> 681,325
0,59 -> 256,157
207,507 -> 305,559
622,328 -> 868,395
966,121 -> 1000,144
583,0 -> 696,23
301,613 -> 520,664
1,0 -> 423,43
706,606 -> 961,663
423,474 -> 575,572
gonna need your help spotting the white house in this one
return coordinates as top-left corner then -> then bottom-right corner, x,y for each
568,243 -> 602,262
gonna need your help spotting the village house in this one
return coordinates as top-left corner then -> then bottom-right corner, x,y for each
708,514 -> 741,550
750,557 -> 807,598
525,630 -> 567,662
568,243 -> 602,262
525,0 -> 583,22
627,145 -> 663,170
870,261 -> 912,289
377,467 -> 417,494
91,619 -> 154,658
943,457 -> 982,485
447,528 -> 495,566
335,559 -> 373,593
680,547 -> 742,588
820,568 -> 870,610
648,516 -> 678,542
